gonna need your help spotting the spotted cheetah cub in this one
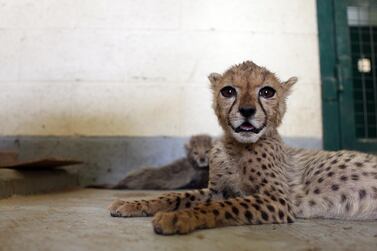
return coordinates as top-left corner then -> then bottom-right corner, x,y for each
109,61 -> 377,235
113,134 -> 212,190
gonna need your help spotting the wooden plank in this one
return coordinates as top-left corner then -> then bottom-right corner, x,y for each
0,152 -> 18,166
0,158 -> 83,170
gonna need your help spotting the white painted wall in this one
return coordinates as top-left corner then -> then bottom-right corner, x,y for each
0,0 -> 322,140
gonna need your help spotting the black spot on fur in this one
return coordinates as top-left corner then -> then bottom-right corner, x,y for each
309,200 -> 316,206
245,210 -> 253,222
331,184 -> 339,191
261,211 -> 269,221
278,198 -> 286,206
287,216 -> 294,223
257,158 -> 262,162
359,189 -> 367,200
341,194 -> 347,203
345,202 -> 351,212
262,164 -> 267,170
213,209 -> 219,216
209,188 -> 218,194
267,205 -> 275,212
278,210 -> 284,219
240,202 -> 249,209
185,202 -> 191,208
313,188 -> 320,194
318,177 -> 324,183
340,175 -> 348,181
351,174 -> 359,181
327,172 -> 334,177
331,159 -> 338,165
225,211 -> 233,220
252,203 -> 261,211
225,201 -> 233,206
355,162 -> 363,168
232,206 -> 239,215
173,197 -> 181,210
338,164 -> 347,169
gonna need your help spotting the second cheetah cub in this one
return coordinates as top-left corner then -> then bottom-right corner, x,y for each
109,60 -> 377,235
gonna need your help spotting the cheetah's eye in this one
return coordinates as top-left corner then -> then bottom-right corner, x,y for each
193,151 -> 198,155
259,87 -> 276,99
220,86 -> 237,98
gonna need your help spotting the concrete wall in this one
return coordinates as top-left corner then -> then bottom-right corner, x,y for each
0,0 -> 323,186
0,0 -> 322,142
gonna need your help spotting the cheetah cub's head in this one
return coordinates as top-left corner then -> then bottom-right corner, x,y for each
209,61 -> 297,144
185,134 -> 213,169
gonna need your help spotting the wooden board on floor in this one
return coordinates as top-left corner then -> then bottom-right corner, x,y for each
0,158 -> 83,170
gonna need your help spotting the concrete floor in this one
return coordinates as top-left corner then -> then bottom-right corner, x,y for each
1,189 -> 377,251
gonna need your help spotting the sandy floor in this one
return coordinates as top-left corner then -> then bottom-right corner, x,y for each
0,189 -> 377,251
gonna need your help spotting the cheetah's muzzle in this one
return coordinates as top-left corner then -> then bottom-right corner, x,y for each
234,121 -> 266,134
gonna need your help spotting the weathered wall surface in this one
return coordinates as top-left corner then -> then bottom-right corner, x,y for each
0,1 -> 322,185
0,0 -> 322,142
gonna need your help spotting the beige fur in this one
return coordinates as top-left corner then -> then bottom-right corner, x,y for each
109,61 -> 377,235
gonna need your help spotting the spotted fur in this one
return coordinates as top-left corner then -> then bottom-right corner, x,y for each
109,61 -> 377,235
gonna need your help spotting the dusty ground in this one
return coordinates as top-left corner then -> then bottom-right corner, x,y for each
0,189 -> 377,251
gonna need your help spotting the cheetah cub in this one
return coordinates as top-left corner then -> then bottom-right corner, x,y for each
113,134 -> 212,190
109,61 -> 377,235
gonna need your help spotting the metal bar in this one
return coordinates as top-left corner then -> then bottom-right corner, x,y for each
369,8 -> 377,138
357,7 -> 369,138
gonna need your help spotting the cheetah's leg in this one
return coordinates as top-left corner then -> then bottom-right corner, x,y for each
152,194 -> 295,235
109,189 -> 216,217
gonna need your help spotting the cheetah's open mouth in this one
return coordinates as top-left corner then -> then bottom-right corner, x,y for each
234,122 -> 265,134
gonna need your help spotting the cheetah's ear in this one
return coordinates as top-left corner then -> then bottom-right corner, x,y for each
208,73 -> 222,89
283,77 -> 298,89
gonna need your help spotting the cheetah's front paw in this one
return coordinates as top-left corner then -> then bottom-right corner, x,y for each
152,211 -> 198,235
108,199 -> 151,217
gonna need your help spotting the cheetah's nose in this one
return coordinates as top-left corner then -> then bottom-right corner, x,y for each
239,107 -> 256,118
